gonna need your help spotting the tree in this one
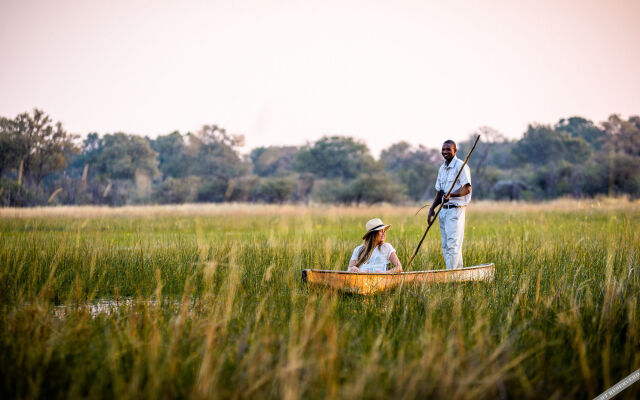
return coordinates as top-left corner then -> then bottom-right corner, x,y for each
294,172 -> 315,203
580,152 -> 640,197
0,120 -> 24,177
456,128 -> 516,199
257,176 -> 296,203
343,173 -> 407,204
225,175 -> 260,202
0,109 -> 78,186
380,142 -> 440,200
196,177 -> 229,202
180,124 -> 249,202
67,133 -> 105,178
532,161 -> 580,198
602,114 -> 640,157
92,133 -> 159,180
67,133 -> 160,205
457,127 -> 515,173
250,146 -> 299,177
513,124 -> 592,165
555,117 -> 606,150
186,124 -> 249,180
150,131 -> 189,179
380,141 -> 440,172
311,173 -> 406,204
153,176 -> 199,204
295,136 -> 375,179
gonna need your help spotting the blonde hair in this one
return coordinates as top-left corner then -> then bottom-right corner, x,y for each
355,230 -> 383,267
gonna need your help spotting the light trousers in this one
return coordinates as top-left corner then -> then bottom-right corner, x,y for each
438,207 -> 466,269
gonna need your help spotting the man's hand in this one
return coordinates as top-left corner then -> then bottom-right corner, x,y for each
443,193 -> 450,203
348,266 -> 360,273
428,190 -> 444,225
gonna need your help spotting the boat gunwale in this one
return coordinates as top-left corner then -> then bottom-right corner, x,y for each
303,263 -> 494,277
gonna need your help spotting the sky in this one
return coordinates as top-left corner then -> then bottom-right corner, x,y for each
1,0 -> 639,156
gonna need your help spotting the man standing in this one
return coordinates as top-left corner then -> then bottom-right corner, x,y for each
427,140 -> 471,269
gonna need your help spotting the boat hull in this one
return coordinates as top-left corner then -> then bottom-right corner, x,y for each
302,263 -> 494,295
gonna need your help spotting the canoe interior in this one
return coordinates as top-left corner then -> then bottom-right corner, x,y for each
302,263 -> 495,295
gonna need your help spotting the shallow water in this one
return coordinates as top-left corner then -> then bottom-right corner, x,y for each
51,298 -> 182,318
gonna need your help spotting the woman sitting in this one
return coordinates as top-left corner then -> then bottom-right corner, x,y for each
348,218 -> 403,273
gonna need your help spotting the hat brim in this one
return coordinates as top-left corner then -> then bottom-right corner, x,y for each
362,224 -> 391,240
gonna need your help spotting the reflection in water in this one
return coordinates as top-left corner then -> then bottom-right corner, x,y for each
52,298 -> 183,318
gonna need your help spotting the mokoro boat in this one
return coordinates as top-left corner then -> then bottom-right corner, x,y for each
302,263 -> 494,295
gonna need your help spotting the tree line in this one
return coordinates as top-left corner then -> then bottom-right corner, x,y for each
1,109 -> 639,207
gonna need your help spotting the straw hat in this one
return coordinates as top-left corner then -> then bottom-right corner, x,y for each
362,218 -> 391,239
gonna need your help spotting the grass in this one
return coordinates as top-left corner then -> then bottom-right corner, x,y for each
0,199 -> 639,399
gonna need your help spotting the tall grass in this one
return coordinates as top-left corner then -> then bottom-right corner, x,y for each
1,200 -> 639,399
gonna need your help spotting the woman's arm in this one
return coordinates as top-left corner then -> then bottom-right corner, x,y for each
348,260 -> 359,272
388,252 -> 403,273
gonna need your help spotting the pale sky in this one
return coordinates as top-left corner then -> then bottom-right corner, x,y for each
1,0 -> 639,156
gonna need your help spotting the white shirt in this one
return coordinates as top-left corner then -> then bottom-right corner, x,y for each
435,156 -> 472,206
350,242 -> 396,273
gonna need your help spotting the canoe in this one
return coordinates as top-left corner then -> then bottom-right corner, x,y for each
302,263 -> 494,295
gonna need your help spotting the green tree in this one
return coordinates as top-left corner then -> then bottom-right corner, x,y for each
184,125 -> 249,202
0,109 -> 78,186
67,133 -> 160,205
187,125 -> 249,180
225,175 -> 260,202
294,172 -> 315,203
197,177 -> 230,202
555,117 -> 606,150
250,146 -> 299,177
150,131 -> 189,178
257,176 -> 296,203
312,173 -> 406,204
0,120 -> 24,177
456,128 -> 516,199
93,133 -> 159,180
532,161 -> 580,198
380,141 -> 440,172
67,133 -> 103,177
345,173 -> 406,204
513,124 -> 592,165
295,136 -> 374,179
153,176 -> 199,204
602,114 -> 640,157
457,128 -> 517,172
580,152 -> 640,197
380,141 -> 440,200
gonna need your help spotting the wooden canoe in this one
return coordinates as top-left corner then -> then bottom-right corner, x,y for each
302,263 -> 494,295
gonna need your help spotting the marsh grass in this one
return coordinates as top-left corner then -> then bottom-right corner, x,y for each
1,200 -> 639,399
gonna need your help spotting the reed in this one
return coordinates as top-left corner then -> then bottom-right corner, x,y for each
0,201 -> 638,399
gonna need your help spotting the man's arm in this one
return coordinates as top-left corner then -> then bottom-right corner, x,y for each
443,183 -> 471,203
444,164 -> 472,202
429,183 -> 472,223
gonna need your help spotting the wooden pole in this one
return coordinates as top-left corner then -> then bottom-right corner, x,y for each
407,135 -> 481,268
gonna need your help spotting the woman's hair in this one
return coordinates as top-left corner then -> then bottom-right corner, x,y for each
355,230 -> 383,267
